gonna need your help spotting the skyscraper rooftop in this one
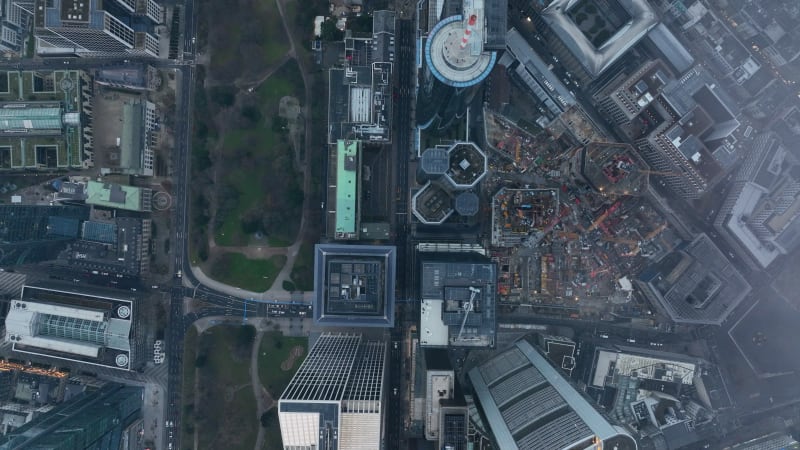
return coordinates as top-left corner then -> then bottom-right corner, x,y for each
540,0 -> 658,78
313,244 -> 396,327
4,284 -> 140,370
279,333 -> 387,450
636,234 -> 750,325
469,339 -> 637,450
425,0 -> 498,88
0,383 -> 143,449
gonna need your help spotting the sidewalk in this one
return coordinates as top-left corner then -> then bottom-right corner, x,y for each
193,315 -> 312,337
189,264 -> 314,303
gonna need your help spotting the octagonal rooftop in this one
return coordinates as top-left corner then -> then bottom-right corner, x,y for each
444,141 -> 488,189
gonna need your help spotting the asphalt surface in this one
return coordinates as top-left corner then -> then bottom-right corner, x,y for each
386,19 -> 416,449
393,19 -> 414,301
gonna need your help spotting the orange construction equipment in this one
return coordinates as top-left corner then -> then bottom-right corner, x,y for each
541,205 -> 570,236
558,231 -> 579,240
622,246 -> 641,257
644,223 -> 667,241
602,235 -> 639,245
588,201 -> 621,232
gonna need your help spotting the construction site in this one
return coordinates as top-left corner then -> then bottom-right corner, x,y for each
481,107 -> 676,319
491,187 -> 560,248
569,142 -> 649,197
483,109 -> 551,172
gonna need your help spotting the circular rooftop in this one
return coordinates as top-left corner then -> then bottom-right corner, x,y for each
420,147 -> 449,175
425,15 -> 497,88
455,192 -> 479,216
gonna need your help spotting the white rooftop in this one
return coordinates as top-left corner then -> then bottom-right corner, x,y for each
420,299 -> 449,347
17,301 -> 105,322
592,350 -> 696,388
4,300 -> 131,359
725,182 -> 781,268
350,87 -> 371,123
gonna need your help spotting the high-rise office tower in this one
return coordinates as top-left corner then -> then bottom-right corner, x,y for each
417,0 -> 506,129
34,0 -> 162,57
0,204 -> 90,266
278,333 -> 387,450
469,338 -> 638,449
0,382 -> 143,449
594,60 -> 739,199
714,132 -> 800,269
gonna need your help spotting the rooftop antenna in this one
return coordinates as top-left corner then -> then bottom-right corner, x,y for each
460,14 -> 478,50
456,287 -> 480,341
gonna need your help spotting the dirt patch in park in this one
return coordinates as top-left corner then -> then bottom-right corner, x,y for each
279,95 -> 304,162
280,345 -> 305,371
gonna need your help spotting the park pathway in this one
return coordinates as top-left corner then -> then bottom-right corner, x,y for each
194,0 -> 315,301
251,330 -> 275,450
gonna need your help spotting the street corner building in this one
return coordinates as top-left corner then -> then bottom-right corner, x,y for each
278,333 -> 388,450
468,338 -> 638,450
3,284 -> 144,371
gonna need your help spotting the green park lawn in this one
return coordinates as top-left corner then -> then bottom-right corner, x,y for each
289,242 -> 314,291
257,331 -> 307,396
212,61 -> 305,247
180,327 -> 198,449
258,331 -> 307,450
209,253 -> 286,292
193,326 -> 259,450
204,0 -> 289,82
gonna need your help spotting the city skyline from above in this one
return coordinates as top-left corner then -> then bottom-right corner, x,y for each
0,0 -> 799,449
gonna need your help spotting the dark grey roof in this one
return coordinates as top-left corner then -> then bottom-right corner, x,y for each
661,66 -> 739,120
693,85 -> 736,124
677,135 -> 704,160
372,10 -> 396,65
483,0 -> 508,50
107,184 -> 126,204
775,215 -> 800,251
420,255 -> 497,346
424,348 -> 452,371
660,421 -> 699,449
63,217 -> 147,276
313,244 -> 396,327
372,10 -> 396,35
454,192 -> 479,216
420,258 -> 495,300
646,24 -> 694,73
420,147 -> 449,175
468,340 -> 637,450
641,234 -> 750,325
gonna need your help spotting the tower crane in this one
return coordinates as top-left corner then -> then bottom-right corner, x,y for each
456,287 -> 481,342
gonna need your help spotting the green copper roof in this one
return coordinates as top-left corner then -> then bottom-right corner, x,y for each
120,102 -> 143,170
85,181 -> 145,212
0,105 -> 62,132
335,140 -> 360,236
